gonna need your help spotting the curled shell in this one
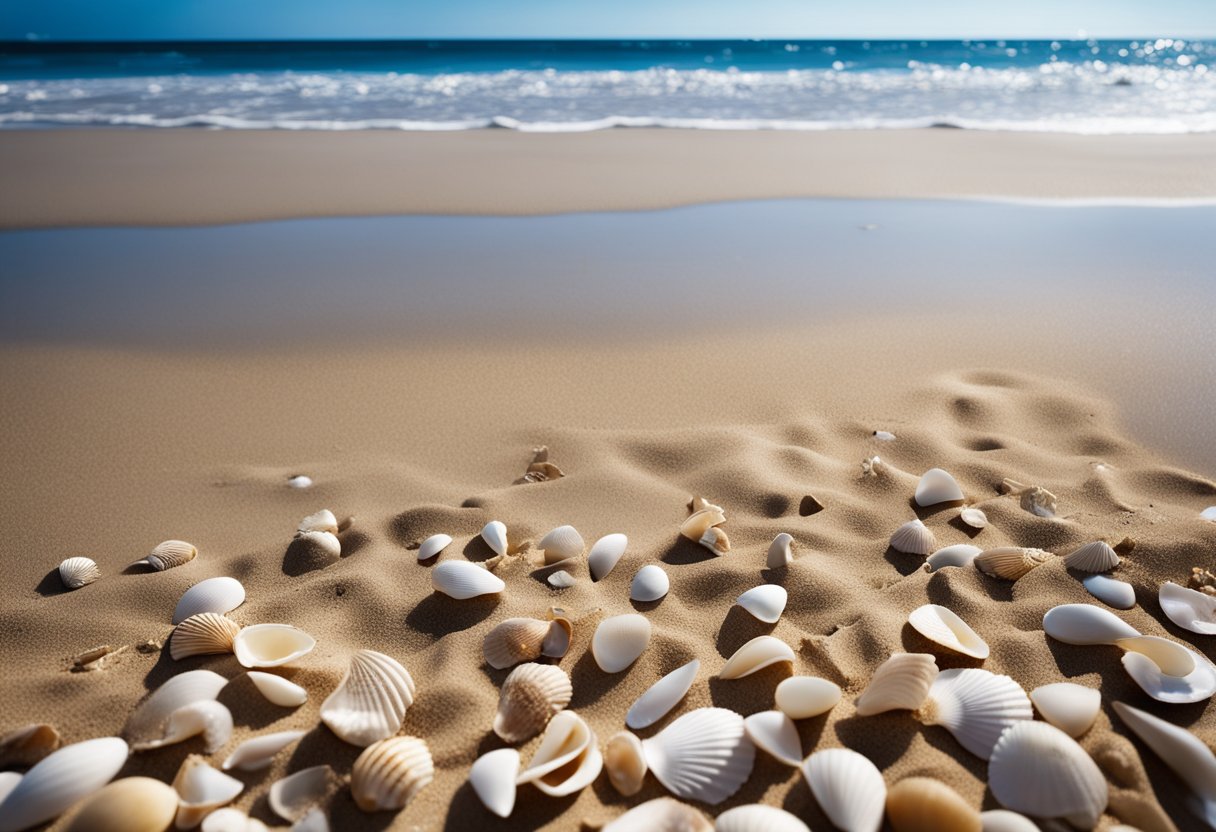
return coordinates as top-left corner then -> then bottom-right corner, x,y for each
605,731 -> 648,796
907,604 -> 989,659
247,671 -> 308,707
494,663 -> 572,743
855,653 -> 939,716
766,533 -> 794,568
0,737 -> 128,832
630,565 -> 670,602
542,607 -> 572,658
482,617 -> 550,670
351,736 -> 434,813
171,613 -> 240,661
915,468 -> 965,507
516,711 -> 602,797
233,623 -> 316,668
481,520 -> 509,557
1112,700 -> 1216,826
588,533 -> 628,581
642,708 -> 755,805
716,805 -> 811,832
1081,574 -> 1135,610
591,613 -> 652,673
1121,642 -> 1216,703
719,636 -> 795,680
735,584 -> 787,624
920,668 -> 1033,760
136,540 -> 198,571
885,777 -> 981,832
775,676 -> 841,720
58,557 -> 100,590
743,710 -> 801,767
173,577 -> 246,625
0,724 -> 60,768
1063,541 -> 1119,573
924,544 -> 982,573
1114,635 -> 1194,677
320,649 -> 417,747
62,777 -> 178,832
1029,683 -> 1100,739
988,721 -> 1107,829
890,520 -> 936,556
538,525 -> 585,564
469,748 -> 519,818
298,510 -> 338,535
959,507 -> 988,529
1159,581 -> 1216,634
626,659 -> 700,730
431,560 -> 505,599
123,669 -> 228,747
269,766 -> 340,823
132,699 -> 233,753
417,533 -> 452,561
603,797 -> 713,832
974,547 -> 1052,581
222,730 -> 306,771
1042,603 -> 1139,645
173,755 -> 244,830
801,748 -> 886,832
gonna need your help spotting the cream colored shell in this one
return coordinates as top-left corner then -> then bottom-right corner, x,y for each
320,649 -> 417,747
171,613 -> 240,661
493,662 -> 572,743
889,520 -> 936,556
62,777 -> 177,832
907,604 -> 990,659
973,547 -> 1053,581
58,557 -> 100,590
855,653 -> 939,716
351,736 -> 434,812
718,636 -> 795,680
1062,540 -> 1119,573
885,777 -> 981,832
483,617 -> 551,669
987,721 -> 1107,828
604,731 -> 648,796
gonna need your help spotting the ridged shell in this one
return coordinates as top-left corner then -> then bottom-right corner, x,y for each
58,557 -> 100,590
494,663 -> 572,743
1062,541 -> 1119,574
0,737 -> 128,832
973,547 -> 1052,581
959,507 -> 988,529
133,699 -> 232,753
735,584 -> 787,624
233,623 -> 316,668
766,533 -> 794,568
908,604 -> 990,659
890,520 -> 936,556
988,721 -> 1107,829
1121,643 -> 1216,703
1112,700 -> 1216,824
719,636 -> 795,680
351,736 -> 434,812
298,510 -> 338,535
469,748 -> 519,818
1042,604 -> 1139,645
269,766 -> 339,823
920,668 -> 1033,760
173,577 -> 246,625
483,617 -> 550,669
715,805 -> 811,832
247,671 -> 308,707
481,520 -> 509,557
631,565 -> 670,602
642,708 -> 755,805
626,659 -> 700,730
63,777 -> 178,832
978,810 -> 1040,832
592,613 -> 652,673
775,676 -> 841,720
1030,683 -> 1100,739
801,748 -> 886,832
605,731 -> 648,796
320,649 -> 417,747
0,724 -> 60,768
924,545 -> 982,573
743,711 -> 801,767
603,798 -> 713,832
222,730 -> 306,771
588,533 -> 628,581
143,540 -> 198,571
171,613 -> 240,660
200,808 -> 272,832
515,711 -> 602,797
1081,574 -> 1136,610
1114,635 -> 1194,677
538,525 -> 585,564
915,468 -> 965,507
417,533 -> 452,561
885,777 -> 981,832
123,669 -> 228,747
1160,581 -> 1216,635
173,755 -> 244,830
855,653 -> 939,716
431,560 -> 505,599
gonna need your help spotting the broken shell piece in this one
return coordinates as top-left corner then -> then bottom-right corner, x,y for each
907,604 -> 990,659
890,520 -> 936,556
1121,643 -> 1216,703
592,614 -> 651,673
987,721 -> 1107,829
1029,683 -> 1100,739
680,507 -> 730,555
855,653 -> 938,716
603,798 -> 713,832
1001,480 -> 1058,518
1063,541 -> 1119,573
0,723 -> 60,768
58,557 -> 100,590
547,570 -> 576,589
298,510 -> 338,535
223,730 -> 306,771
1160,581 -> 1216,634
916,468 -> 965,507
123,669 -> 228,748
719,636 -> 795,680
588,533 -> 628,581
516,711 -> 602,797
743,710 -> 801,767
62,776 -> 178,832
1082,574 -> 1135,610
973,547 -> 1052,581
233,623 -> 316,668
919,668 -> 1033,760
630,565 -> 670,602
775,676 -> 841,720
626,659 -> 700,730
171,613 -> 240,661
320,649 -> 416,747
801,748 -> 886,832
173,577 -> 246,625
698,526 -> 731,555
766,533 -> 794,568
483,617 -> 551,670
604,731 -> 648,796
432,560 -> 506,599
469,748 -> 519,818
0,737 -> 128,832
538,525 -> 585,564
642,708 -> 755,805
1112,700 -> 1216,827
924,544 -> 982,573
861,456 -> 885,476
493,663 -> 572,744
417,533 -> 452,561
351,736 -> 434,813
132,539 -> 198,571
247,671 -> 308,707
885,777 -> 981,832
173,755 -> 244,829
959,507 -> 988,529
689,496 -> 723,514
481,521 -> 509,557
717,805 -> 811,832
1042,604 -> 1139,645
800,494 -> 825,515
735,584 -> 788,624
133,699 -> 233,753
269,766 -> 340,823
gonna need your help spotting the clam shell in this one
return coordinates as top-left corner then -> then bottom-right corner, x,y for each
469,748 -> 519,818
547,570 -> 576,588
626,659 -> 700,730
1159,581 -> 1216,634
978,810 -> 1040,832
542,607 -> 573,658
907,604 -> 990,659
516,711 -> 602,797
890,520 -> 936,556
801,748 -> 886,832
417,533 -> 452,561
1112,700 -> 1216,825
591,613 -> 652,673
173,577 -> 246,625
482,617 -> 550,669
481,520 -> 509,557
298,510 -> 338,535
920,668 -> 1033,760
719,636 -> 795,680
1030,683 -> 1100,739
605,731 -> 648,796
603,797 -> 713,832
0,773 -> 21,805
320,649 -> 417,747
588,533 -> 628,581
735,584 -> 787,624
973,547 -> 1052,581
200,808 -> 272,832
123,669 -> 228,747
133,699 -> 233,753
0,737 -> 128,832
959,507 -> 988,529
233,623 -> 316,668
715,805 -> 811,832
493,663 -> 572,743
431,560 -> 506,599
642,708 -> 755,805
855,653 -> 939,716
743,710 -> 801,767
222,730 -> 306,771
171,613 -> 240,661
1081,574 -> 1135,610
924,544 -> 982,573
775,676 -> 841,720
62,777 -> 177,832
885,777 -> 981,832
0,724 -> 60,768
915,468 -> 965,507
988,721 -> 1107,829
351,736 -> 434,812
247,671 -> 308,707
1114,635 -> 1194,676
143,540 -> 198,571
269,766 -> 340,823
1043,603 -> 1140,645
1063,541 -> 1119,573
630,565 -> 670,602
538,525 -> 585,564
766,533 -> 794,568
58,557 -> 100,590
173,755 -> 244,829
1121,642 -> 1216,703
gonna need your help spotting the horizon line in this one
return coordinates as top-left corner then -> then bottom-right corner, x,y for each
3,34 -> 1215,45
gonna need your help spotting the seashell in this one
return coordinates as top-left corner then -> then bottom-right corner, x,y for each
269,766 -> 340,823
873,430 -> 896,441
542,607 -> 572,658
483,617 -> 550,669
630,564 -> 670,602
201,808 -> 272,832
222,730 -> 306,771
293,530 -> 340,561
0,737 -> 128,832
588,533 -> 628,581
1114,635 -> 1195,676
920,668 -> 1033,759
1112,700 -> 1216,827
1063,541 -> 1119,573
0,724 -> 60,768
134,539 -> 198,571
924,544 -> 982,573
247,671 -> 308,707
62,777 -> 178,832
907,604 -> 990,659
1121,643 -> 1216,703
801,748 -> 886,832
719,636 -> 795,680
890,520 -> 936,556
351,736 -> 434,812
1082,573 -> 1135,609
431,560 -> 506,599
298,510 -> 338,535
775,676 -> 841,720
58,557 -> 100,590
132,699 -> 232,753
173,755 -> 244,830
516,711 -> 602,797
481,520 -> 509,557
547,570 -> 576,588
173,577 -> 246,625
123,669 -> 228,747
1030,683 -> 1100,739
959,507 -> 988,529
603,797 -> 713,832
715,805 -> 811,832
766,533 -> 794,568
915,468 -> 965,507
800,494 -> 825,515
973,547 -> 1052,581
417,533 -> 452,561
1203,506 -> 1216,522
289,808 -> 327,832
885,777 -> 981,832
1001,480 -> 1058,518
978,810 -> 1040,832
171,613 -> 240,660
642,708 -> 755,805
287,475 -> 313,489
861,456 -> 884,476
494,663 -> 572,743
680,507 -> 730,554
604,731 -> 648,796
626,659 -> 700,730
321,649 -> 417,746
537,525 -> 585,564
735,584 -> 787,624
591,613 -> 652,673
855,653 -> 939,716
1042,603 -> 1139,645
987,721 -> 1107,828
0,774 -> 21,808
1159,581 -> 1216,634
233,623 -> 316,668
469,748 -> 519,818
743,710 -> 801,767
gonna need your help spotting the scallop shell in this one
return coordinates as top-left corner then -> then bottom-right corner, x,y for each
642,708 -> 755,805
62,777 -> 178,832
481,520 -> 509,557
855,653 -> 939,716
123,669 -> 228,747
602,797 -> 713,832
978,810 -> 1040,832
605,731 -> 648,796
920,668 -> 1033,760
631,565 -> 670,602
801,748 -> 886,832
469,748 -> 519,818
719,636 -> 795,680
915,468 -> 965,507
298,509 -> 338,534
482,617 -> 550,669
885,777 -> 981,832
269,766 -> 340,823
233,623 -> 316,668
626,659 -> 700,730
132,699 -> 233,753
173,755 -> 244,830
547,570 -> 576,589
431,560 -> 506,599
1121,643 -> 1216,703
959,507 -> 988,529
247,671 -> 308,707
58,557 -> 100,590
200,809 -> 272,832
494,663 -> 572,743
1063,541 -> 1119,574
538,525 -> 585,564
1112,700 -> 1216,826
1043,603 -> 1140,645
715,805 -> 811,832
417,533 -> 452,561
973,547 -> 1052,581
0,724 -> 60,768
171,613 -> 240,660
1114,635 -> 1194,677
591,613 -> 652,673
588,533 -> 628,581
743,710 -> 801,767
924,544 -> 982,573
516,711 -> 602,797
766,533 -> 794,568
775,676 -> 841,720
173,577 -> 246,625
137,539 -> 198,571
320,649 -> 417,747
907,604 -> 990,659
222,730 -> 306,771
1030,683 -> 1100,739
890,520 -> 936,556
988,721 -> 1107,829
735,584 -> 787,624
1081,574 -> 1135,610
0,737 -> 128,832
350,736 -> 434,812
1159,581 -> 1216,634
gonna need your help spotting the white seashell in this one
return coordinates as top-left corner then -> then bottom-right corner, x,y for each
494,663 -> 572,743
201,808 -> 271,832
924,544 -> 982,573
289,808 -> 327,832
974,547 -> 1053,581
604,731 -> 648,796
431,560 -> 506,599
171,613 -> 240,660
124,669 -> 228,747
766,533 -> 794,568
287,475 -> 313,489
907,604 -> 990,659
1063,541 -> 1119,573
269,766 -> 339,823
855,653 -> 939,716
873,430 -> 896,441
603,797 -> 713,832
233,623 -> 316,668
719,636 -> 795,680
131,540 -> 198,571
481,520 -> 509,556
1121,643 -> 1216,703
1159,581 -> 1216,634
1113,635 -> 1195,676
173,577 -> 246,625
715,804 -> 811,832
298,510 -> 338,535
351,736 -> 433,812
293,530 -> 340,560
547,570 -> 576,588
0,774 -> 20,805
889,520 -> 936,556
801,748 -> 886,832
0,737 -> 128,832
247,671 -> 308,707
58,557 -> 100,590
1030,683 -> 1100,739
735,584 -> 787,624
588,533 -> 628,581
1042,604 -> 1139,645
417,533 -> 452,561
959,507 -> 988,529
626,659 -> 700,730
775,676 -> 841,720
173,755 -> 244,830
482,617 -> 550,670
515,711 -> 602,797
915,468 -> 965,507
591,613 -> 652,673
1203,506 -> 1216,522
979,810 -> 1040,832
920,668 -> 1033,760
742,711 -> 801,767
1082,573 -> 1136,609
988,721 -> 1107,828
885,777 -> 982,832
133,700 -> 232,753
62,777 -> 178,832
1112,700 -> 1216,827
222,730 -> 306,771
469,748 -> 519,818
642,708 -> 755,805
320,649 -> 417,746
630,565 -> 670,602
542,607 -> 573,658
537,525 -> 585,564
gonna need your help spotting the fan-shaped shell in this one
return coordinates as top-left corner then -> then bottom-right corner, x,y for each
588,533 -> 628,581
481,520 -> 509,556
743,711 -> 801,767
801,748 -> 886,832
916,468 -> 965,507
978,810 -> 1040,832
642,708 -> 755,805
123,669 -> 228,747
719,636 -> 795,680
603,798 -> 713,832
538,525 -> 585,564
1112,700 -> 1216,822
959,507 -> 988,529
605,731 -> 648,796
132,699 -> 232,753
58,557 -> 100,590
1063,541 -> 1119,574
469,748 -> 519,818
516,711 -> 602,797
0,737 -> 128,832
890,520 -> 936,556
855,653 -> 939,716
766,533 -> 794,568
1042,604 -> 1140,645
1081,574 -> 1135,610
233,623 -> 316,668
1121,643 -> 1216,703
631,565 -> 670,602
626,659 -> 700,730
973,547 -> 1052,581
1030,683 -> 1100,739
1114,635 -> 1194,676
351,736 -> 434,813
775,676 -> 841,719
735,584 -> 787,624
173,577 -> 246,625
62,777 -> 178,832
920,668 -> 1033,760
143,540 -> 198,571
247,671 -> 308,707
173,755 -> 244,830
1160,581 -> 1216,635
494,663 -> 572,743
268,766 -> 340,823
222,730 -> 306,771
885,777 -> 981,832
431,560 -> 506,599
924,544 -> 982,573
483,617 -> 550,669
715,805 -> 811,832
988,721 -> 1107,829
298,509 -> 338,535
908,604 -> 990,659
592,613 -> 652,673
171,613 -> 240,660
417,533 -> 452,561
320,649 -> 417,747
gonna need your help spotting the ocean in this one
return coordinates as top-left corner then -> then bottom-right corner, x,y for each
0,38 -> 1212,133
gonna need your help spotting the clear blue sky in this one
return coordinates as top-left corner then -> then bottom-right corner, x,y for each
4,0 -> 1215,42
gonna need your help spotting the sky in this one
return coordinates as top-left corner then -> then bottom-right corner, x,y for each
3,0 -> 1215,42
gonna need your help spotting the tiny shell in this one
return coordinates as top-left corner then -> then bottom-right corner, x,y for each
493,663 -> 572,743
743,710 -> 801,767
138,540 -> 198,571
351,736 -> 434,812
603,798 -> 713,832
547,570 -> 576,589
801,748 -> 886,832
1042,604 -> 1139,645
320,649 -> 417,747
915,468 -> 965,507
959,507 -> 988,529
171,613 -> 240,660
873,430 -> 896,441
132,699 -> 232,753
604,731 -> 648,796
924,545 -> 982,573
626,659 -> 700,730
775,676 -> 841,720
233,623 -> 316,668
1112,700 -> 1216,826
766,533 -> 794,568
855,653 -> 939,716
1081,574 -> 1136,610
715,805 -> 811,832
481,520 -> 509,556
173,577 -> 246,625
538,525 -> 585,564
1030,683 -> 1100,738
987,721 -> 1107,828
62,777 -> 178,832
1063,541 -> 1120,574
630,565 -> 670,602
417,533 -> 452,561
642,708 -> 755,805
591,613 -> 652,673
719,636 -> 795,680
223,730 -> 306,771
516,711 -> 602,797
483,617 -> 550,669
287,475 -> 312,489
431,560 -> 506,599
0,737 -> 128,832
735,584 -> 787,624
907,604 -> 990,659
1121,643 -> 1216,703
890,520 -> 936,556
469,748 -> 519,818
588,533 -> 628,581
123,669 -> 228,748
885,777 -> 981,832
298,510 -> 338,535
1159,581 -> 1216,634
173,755 -> 244,829
973,547 -> 1052,581
247,671 -> 308,707
269,766 -> 340,823
920,668 -> 1033,760
58,557 -> 100,590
